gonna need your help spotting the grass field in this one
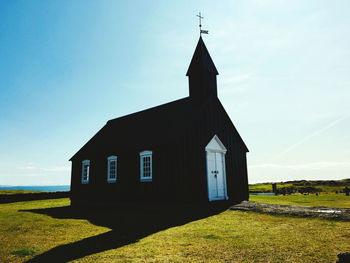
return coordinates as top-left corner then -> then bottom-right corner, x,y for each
1,198 -> 350,262
250,193 -> 350,208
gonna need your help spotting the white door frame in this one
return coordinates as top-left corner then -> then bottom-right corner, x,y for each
205,135 -> 229,201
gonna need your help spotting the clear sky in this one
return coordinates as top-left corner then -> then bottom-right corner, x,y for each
0,0 -> 349,185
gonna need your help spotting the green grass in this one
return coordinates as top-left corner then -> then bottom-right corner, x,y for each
0,198 -> 350,262
71,209 -> 350,263
249,183 -> 293,192
250,193 -> 350,208
0,198 -> 109,263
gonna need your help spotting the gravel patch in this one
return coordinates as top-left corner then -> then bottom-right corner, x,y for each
230,201 -> 350,221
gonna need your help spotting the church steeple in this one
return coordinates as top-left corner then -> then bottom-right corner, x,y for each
187,36 -> 219,100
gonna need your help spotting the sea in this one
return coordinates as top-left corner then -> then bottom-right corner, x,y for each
0,185 -> 70,192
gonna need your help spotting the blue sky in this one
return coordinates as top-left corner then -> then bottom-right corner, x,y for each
0,0 -> 349,185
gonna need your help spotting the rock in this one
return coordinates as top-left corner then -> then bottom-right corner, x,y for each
337,252 -> 350,263
230,201 -> 350,221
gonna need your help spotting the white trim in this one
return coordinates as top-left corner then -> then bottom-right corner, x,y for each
205,151 -> 210,200
205,134 -> 227,153
81,160 -> 90,184
205,135 -> 228,201
140,150 -> 152,156
222,153 -> 229,200
107,156 -> 117,183
140,150 -> 152,182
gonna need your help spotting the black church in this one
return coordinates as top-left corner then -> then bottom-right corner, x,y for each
70,37 -> 249,206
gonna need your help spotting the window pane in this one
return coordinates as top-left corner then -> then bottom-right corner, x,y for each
83,164 -> 89,181
141,154 -> 152,179
109,160 -> 116,179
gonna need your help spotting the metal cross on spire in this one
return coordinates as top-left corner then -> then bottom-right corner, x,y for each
197,12 -> 208,35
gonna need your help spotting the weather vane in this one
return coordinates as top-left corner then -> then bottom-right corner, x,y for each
197,12 -> 208,35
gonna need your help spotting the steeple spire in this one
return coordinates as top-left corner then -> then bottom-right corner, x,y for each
187,36 -> 219,100
186,36 -> 218,76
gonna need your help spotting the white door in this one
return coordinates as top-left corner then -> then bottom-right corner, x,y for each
205,135 -> 228,201
215,152 -> 225,197
207,151 -> 225,200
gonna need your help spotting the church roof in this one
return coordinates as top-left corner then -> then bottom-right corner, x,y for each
69,97 -> 198,160
70,94 -> 248,161
186,36 -> 219,76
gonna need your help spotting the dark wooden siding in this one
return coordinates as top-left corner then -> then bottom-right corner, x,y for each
71,143 -> 186,205
70,97 -> 248,205
182,97 -> 249,203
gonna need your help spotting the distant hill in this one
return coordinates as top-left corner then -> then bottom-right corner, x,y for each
281,179 -> 350,186
249,179 -> 350,193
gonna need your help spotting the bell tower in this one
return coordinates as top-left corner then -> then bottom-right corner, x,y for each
186,36 -> 219,101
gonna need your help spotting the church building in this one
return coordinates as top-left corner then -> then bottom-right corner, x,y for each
69,36 -> 249,206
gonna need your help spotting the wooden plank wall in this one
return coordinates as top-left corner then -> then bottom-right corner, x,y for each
70,97 -> 248,205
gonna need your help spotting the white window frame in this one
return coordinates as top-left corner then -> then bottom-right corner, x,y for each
140,150 -> 152,182
81,160 -> 90,184
107,156 -> 118,183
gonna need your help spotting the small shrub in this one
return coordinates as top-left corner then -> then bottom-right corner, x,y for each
11,248 -> 36,257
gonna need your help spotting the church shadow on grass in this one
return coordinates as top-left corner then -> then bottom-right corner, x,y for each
21,202 -> 231,262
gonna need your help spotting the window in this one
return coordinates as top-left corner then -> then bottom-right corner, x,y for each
81,160 -> 90,184
107,156 -> 117,183
140,151 -> 152,182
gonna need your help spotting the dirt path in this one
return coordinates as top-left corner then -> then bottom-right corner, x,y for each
230,201 -> 350,221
